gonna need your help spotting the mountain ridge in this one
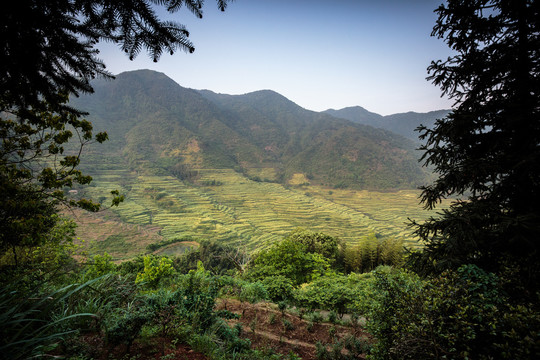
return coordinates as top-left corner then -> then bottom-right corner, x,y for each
72,69 -> 439,189
324,106 -> 450,142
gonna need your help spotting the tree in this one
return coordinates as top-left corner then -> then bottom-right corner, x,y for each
136,255 -> 175,289
0,97 -> 111,264
411,0 -> 540,287
0,0 -> 233,260
246,239 -> 331,286
285,228 -> 344,266
1,0 -> 232,113
343,233 -> 404,273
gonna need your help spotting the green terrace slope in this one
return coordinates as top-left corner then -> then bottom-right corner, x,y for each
73,69 -> 429,190
78,164 -> 449,259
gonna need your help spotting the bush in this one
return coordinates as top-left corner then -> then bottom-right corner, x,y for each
308,311 -> 324,324
135,255 -> 174,289
364,266 -> 425,360
238,281 -> 268,305
173,240 -> 238,275
84,252 -> 116,279
261,275 -> 294,302
366,264 -> 540,360
328,311 -> 338,324
282,318 -> 295,331
294,274 -> 356,317
315,334 -> 372,360
285,228 -> 344,267
246,238 -> 332,286
104,298 -> 153,353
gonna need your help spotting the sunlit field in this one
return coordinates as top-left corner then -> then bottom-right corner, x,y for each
76,166 -> 451,259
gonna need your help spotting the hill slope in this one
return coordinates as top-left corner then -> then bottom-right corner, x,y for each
324,106 -> 450,142
73,69 -> 429,189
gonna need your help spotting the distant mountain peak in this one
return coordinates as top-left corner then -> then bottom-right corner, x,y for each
326,105 -> 371,112
324,106 -> 450,142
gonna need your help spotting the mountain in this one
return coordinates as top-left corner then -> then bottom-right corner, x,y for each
72,69 -> 430,189
324,106 -> 383,126
324,107 -> 450,142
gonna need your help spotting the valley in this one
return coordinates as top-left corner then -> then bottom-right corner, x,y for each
64,69 -> 454,260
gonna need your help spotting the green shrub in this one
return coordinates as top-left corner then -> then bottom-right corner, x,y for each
135,255 -> 174,289
174,267 -> 221,332
104,298 -> 153,353
246,238 -> 332,286
328,325 -> 336,338
343,334 -> 372,357
261,275 -> 294,302
366,264 -> 540,360
364,266 -> 425,360
344,272 -> 376,316
328,311 -> 338,324
309,311 -> 323,324
238,281 -> 268,305
294,274 -> 356,317
217,275 -> 243,298
269,312 -> 277,325
282,318 -> 295,331
285,228 -> 344,266
173,240 -> 237,275
278,300 -> 288,315
315,335 -> 371,360
117,254 -> 145,275
84,252 -> 116,279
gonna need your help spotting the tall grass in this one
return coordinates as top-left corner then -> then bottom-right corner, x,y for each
0,279 -> 97,359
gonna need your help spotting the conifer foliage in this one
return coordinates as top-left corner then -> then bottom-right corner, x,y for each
1,0 -> 231,111
411,0 -> 540,286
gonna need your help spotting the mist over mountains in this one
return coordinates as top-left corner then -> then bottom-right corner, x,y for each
73,70 -> 448,189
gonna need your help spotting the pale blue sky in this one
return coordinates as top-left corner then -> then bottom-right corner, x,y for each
97,0 -> 453,115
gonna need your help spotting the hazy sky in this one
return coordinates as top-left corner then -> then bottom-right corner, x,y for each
97,0 -> 454,116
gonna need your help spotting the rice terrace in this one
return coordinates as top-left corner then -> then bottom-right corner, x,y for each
74,164 -> 450,260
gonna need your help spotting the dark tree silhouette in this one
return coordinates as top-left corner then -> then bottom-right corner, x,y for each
0,0 -> 233,260
1,0 -> 232,113
411,0 -> 540,286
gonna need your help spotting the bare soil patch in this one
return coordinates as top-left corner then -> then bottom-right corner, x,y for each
65,207 -> 164,259
67,333 -> 208,360
217,299 -> 370,359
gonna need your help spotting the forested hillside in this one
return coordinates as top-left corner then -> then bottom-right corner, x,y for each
324,106 -> 450,142
73,70 -> 428,189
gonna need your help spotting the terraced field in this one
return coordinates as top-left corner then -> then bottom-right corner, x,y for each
78,165 -> 451,258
